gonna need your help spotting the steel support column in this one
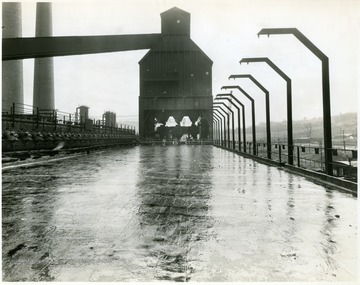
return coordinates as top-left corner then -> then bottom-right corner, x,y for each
215,93 -> 246,153
215,98 -> 236,150
221,85 -> 256,155
240,57 -> 293,165
229,74 -> 271,159
213,113 -> 223,146
257,28 -> 333,175
213,108 -> 227,147
213,117 -> 219,144
215,117 -> 222,145
215,94 -> 241,152
215,117 -> 221,145
213,102 -> 234,149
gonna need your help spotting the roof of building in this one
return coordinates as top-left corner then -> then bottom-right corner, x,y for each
160,7 -> 190,16
139,35 -> 213,64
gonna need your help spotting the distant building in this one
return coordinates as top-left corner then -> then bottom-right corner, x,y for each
138,7 -> 213,139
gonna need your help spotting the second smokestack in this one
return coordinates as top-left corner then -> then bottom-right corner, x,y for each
33,2 -> 55,111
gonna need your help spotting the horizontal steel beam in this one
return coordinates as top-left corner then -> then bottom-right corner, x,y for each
3,34 -> 162,60
240,57 -> 290,81
257,28 -> 327,59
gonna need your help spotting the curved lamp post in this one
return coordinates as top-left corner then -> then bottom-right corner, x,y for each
213,118 -> 218,144
214,101 -> 235,150
221,85 -> 256,155
229,74 -> 271,159
213,107 -> 229,148
240,57 -> 293,165
257,28 -> 333,175
213,114 -> 222,145
213,109 -> 225,147
216,93 -> 246,153
215,116 -> 222,146
212,117 -> 217,144
215,96 -> 237,150
216,94 -> 241,152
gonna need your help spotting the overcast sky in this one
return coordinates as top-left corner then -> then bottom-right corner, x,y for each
18,0 -> 359,129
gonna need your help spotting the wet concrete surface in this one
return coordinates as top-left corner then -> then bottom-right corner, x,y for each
2,145 -> 358,282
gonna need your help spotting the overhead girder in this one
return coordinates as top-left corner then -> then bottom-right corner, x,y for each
2,34 -> 161,60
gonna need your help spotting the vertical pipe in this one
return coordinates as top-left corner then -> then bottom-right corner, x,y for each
214,113 -> 223,146
297,146 -> 300,167
214,118 -> 219,144
231,112 -> 235,149
54,110 -> 57,131
11,102 -> 15,128
212,120 -> 215,142
227,113 -> 230,148
223,115 -> 226,147
214,119 -> 220,144
242,107 -> 246,152
322,58 -> 333,175
36,107 -> 39,129
251,102 -> 256,155
320,141 -> 323,171
287,80 -> 293,165
279,144 -> 282,164
237,107 -> 241,152
219,118 -> 223,146
213,115 -> 218,144
217,119 -> 220,145
265,91 -> 271,159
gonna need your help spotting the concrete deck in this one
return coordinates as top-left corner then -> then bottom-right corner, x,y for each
2,145 -> 357,282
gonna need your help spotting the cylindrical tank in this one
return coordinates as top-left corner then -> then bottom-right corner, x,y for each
33,2 -> 55,111
75,106 -> 89,123
2,2 -> 24,114
103,111 -> 117,127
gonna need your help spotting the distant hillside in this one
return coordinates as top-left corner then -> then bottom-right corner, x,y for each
122,112 -> 357,142
239,112 -> 357,144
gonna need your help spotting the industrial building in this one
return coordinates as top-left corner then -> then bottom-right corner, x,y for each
139,7 -> 213,140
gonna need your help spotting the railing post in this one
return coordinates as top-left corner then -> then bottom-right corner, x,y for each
36,107 -> 39,129
320,141 -> 323,171
11,102 -> 15,128
54,110 -> 57,131
279,144 -> 282,164
297,146 -> 300,167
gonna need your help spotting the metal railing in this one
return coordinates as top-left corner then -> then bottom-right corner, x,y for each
2,101 -> 136,135
213,139 -> 357,182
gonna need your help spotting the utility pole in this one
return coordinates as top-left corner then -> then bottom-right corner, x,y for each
257,28 -> 333,175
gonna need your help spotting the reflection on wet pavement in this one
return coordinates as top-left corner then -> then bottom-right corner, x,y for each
2,145 -> 357,282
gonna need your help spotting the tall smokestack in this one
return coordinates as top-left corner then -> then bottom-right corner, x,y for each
2,2 -> 24,114
33,2 -> 54,111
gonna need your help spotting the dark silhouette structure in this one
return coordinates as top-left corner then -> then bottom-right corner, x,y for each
139,8 -> 213,139
3,7 -> 212,140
